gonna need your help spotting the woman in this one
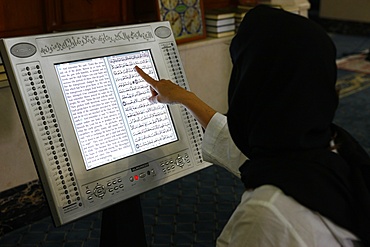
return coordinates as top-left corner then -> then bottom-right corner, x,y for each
135,5 -> 370,246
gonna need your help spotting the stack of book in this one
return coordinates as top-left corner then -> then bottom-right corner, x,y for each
205,8 -> 236,38
238,1 -> 310,16
0,63 -> 8,88
234,7 -> 250,31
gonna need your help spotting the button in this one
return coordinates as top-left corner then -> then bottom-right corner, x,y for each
93,184 -> 105,198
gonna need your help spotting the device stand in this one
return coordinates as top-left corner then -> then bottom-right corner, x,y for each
100,196 -> 148,247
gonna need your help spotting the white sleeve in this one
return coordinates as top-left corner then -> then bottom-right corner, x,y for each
202,112 -> 248,178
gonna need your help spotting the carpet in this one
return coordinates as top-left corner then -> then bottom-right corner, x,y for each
335,85 -> 370,156
336,72 -> 370,98
335,54 -> 370,155
337,50 -> 370,74
335,48 -> 370,98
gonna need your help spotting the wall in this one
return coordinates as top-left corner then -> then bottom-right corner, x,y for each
0,87 -> 38,192
320,0 -> 370,23
179,38 -> 232,115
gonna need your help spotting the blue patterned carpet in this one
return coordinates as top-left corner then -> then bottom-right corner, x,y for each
332,33 -> 370,154
335,85 -> 370,154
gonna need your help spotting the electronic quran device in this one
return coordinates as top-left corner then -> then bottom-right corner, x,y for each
0,21 -> 211,226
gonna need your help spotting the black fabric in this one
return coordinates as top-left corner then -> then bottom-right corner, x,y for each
228,5 -> 338,154
227,5 -> 370,245
332,124 -> 370,245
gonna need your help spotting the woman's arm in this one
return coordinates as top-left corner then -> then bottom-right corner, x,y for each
135,66 -> 247,176
135,66 -> 216,129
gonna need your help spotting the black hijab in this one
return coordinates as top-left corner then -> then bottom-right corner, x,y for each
228,5 -> 370,245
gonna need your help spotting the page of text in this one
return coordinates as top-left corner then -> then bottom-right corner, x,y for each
55,50 -> 178,170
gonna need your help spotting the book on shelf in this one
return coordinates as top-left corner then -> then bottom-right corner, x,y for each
234,7 -> 249,29
257,0 -> 294,5
237,4 -> 257,11
235,7 -> 249,20
205,8 -> 235,20
0,73 -> 6,82
207,30 -> 235,38
205,18 -> 235,27
0,64 -> 8,87
206,24 -> 235,33
238,3 -> 281,10
0,65 -> 6,79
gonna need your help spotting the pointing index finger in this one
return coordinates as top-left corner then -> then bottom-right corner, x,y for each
134,66 -> 157,86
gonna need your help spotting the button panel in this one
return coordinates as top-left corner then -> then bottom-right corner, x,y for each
159,153 -> 191,174
82,150 -> 192,204
160,42 -> 204,164
17,62 -> 83,212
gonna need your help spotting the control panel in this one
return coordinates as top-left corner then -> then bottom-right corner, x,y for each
17,62 -> 83,212
0,21 -> 211,226
82,150 -> 193,206
159,41 -> 204,164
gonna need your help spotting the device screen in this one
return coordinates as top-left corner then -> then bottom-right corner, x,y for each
55,49 -> 178,170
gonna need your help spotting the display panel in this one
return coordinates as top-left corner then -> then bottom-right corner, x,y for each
0,21 -> 211,226
55,50 -> 177,170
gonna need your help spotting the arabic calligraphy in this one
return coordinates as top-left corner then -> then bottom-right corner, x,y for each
108,50 -> 177,150
37,26 -> 155,56
54,49 -> 177,169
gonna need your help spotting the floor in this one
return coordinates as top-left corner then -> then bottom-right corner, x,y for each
0,165 -> 244,247
1,14 -> 370,247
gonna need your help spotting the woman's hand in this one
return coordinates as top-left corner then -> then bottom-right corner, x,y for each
134,65 -> 217,129
134,66 -> 192,105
